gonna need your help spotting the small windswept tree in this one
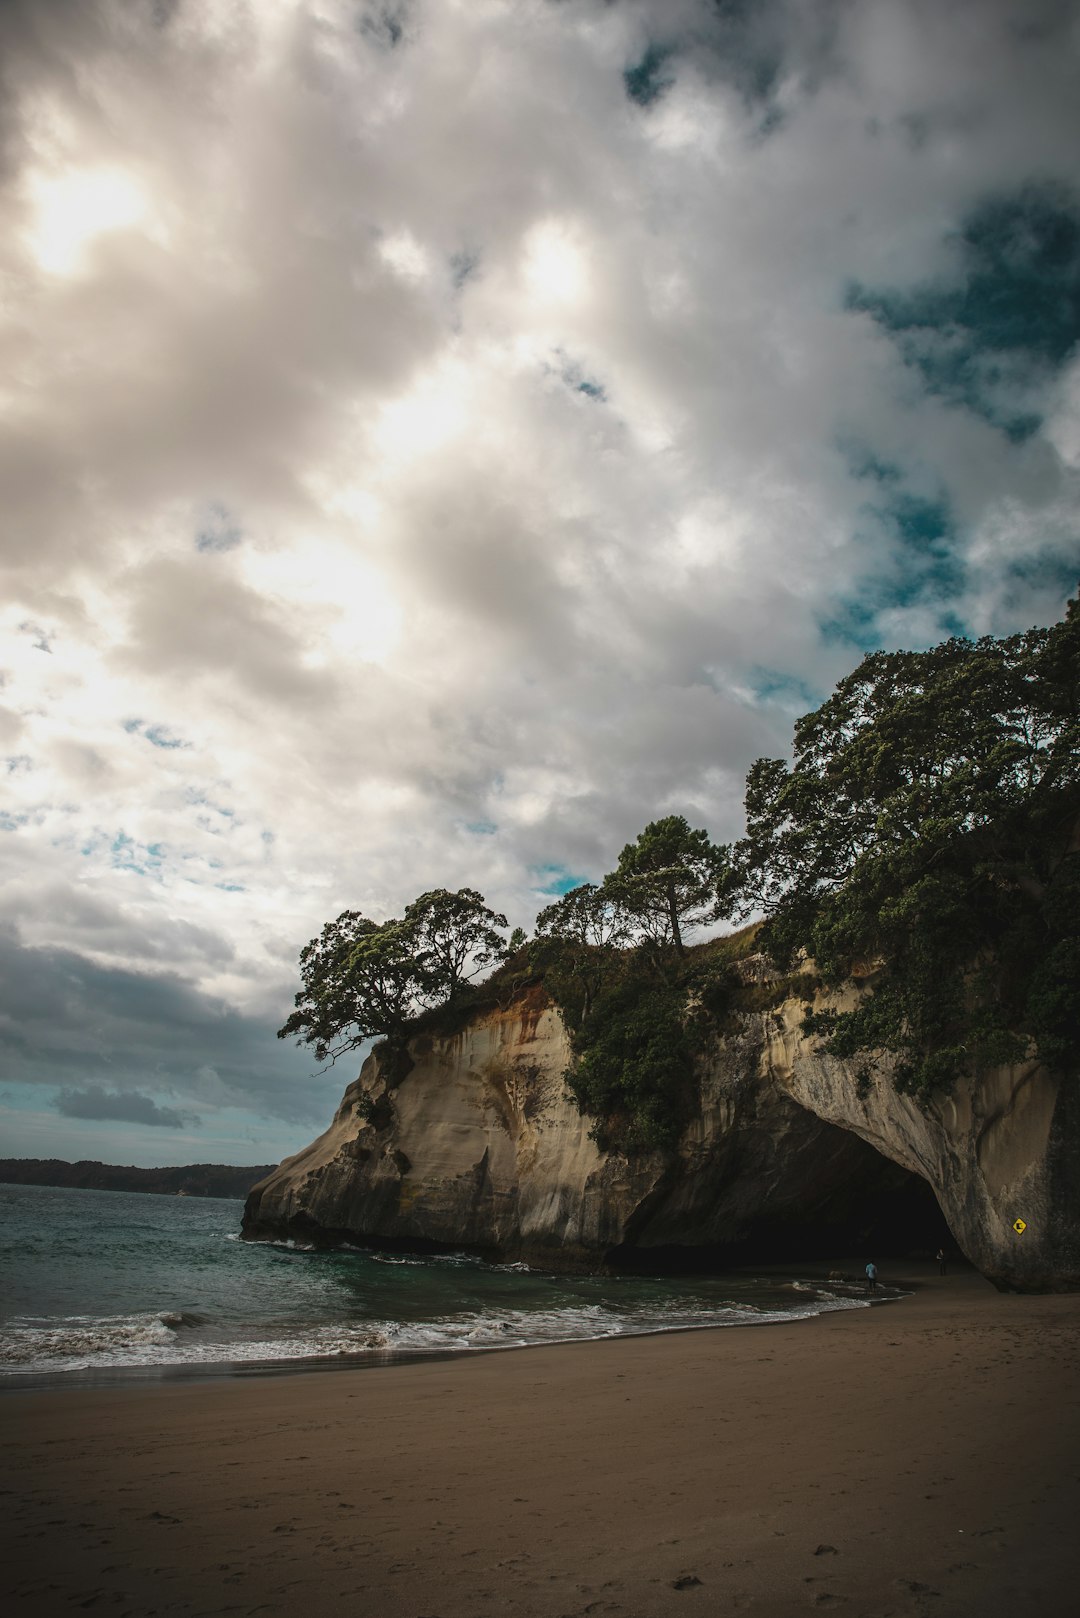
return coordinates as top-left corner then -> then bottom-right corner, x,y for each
606,815 -> 731,959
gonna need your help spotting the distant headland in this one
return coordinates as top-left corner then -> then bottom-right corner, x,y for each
0,1159 -> 278,1199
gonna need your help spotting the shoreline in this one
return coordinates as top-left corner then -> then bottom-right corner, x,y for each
0,1260 -> 906,1396
4,1265 -> 1078,1616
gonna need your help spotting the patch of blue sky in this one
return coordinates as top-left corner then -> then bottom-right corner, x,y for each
215,882 -> 246,892
574,376 -> 606,402
823,454 -> 968,647
0,811 -> 28,832
184,788 -> 235,821
196,501 -> 243,554
836,439 -> 902,486
700,0 -> 787,127
110,831 -> 165,877
0,1082 -> 53,1115
821,585 -> 966,652
124,718 -> 188,749
1001,552 -> 1080,601
450,248 -> 479,289
845,184 -> 1080,440
145,724 -> 188,750
624,43 -> 676,107
357,3 -> 406,50
745,668 -> 821,715
819,595 -> 888,652
465,819 -> 497,837
19,619 -> 53,653
531,864 -> 588,897
885,495 -> 964,597
549,351 -> 607,403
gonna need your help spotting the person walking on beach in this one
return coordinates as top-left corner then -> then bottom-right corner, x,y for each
937,1247 -> 947,1276
865,1260 -> 878,1294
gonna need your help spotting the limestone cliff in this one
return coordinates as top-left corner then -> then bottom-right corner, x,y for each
243,973 -> 1079,1291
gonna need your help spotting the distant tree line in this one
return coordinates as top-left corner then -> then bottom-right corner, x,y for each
280,592 -> 1079,1140
0,1160 -> 276,1198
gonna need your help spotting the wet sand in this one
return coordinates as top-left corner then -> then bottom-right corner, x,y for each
4,1265 -> 1079,1617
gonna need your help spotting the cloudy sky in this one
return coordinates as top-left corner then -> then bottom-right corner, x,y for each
2,0 -> 1078,1169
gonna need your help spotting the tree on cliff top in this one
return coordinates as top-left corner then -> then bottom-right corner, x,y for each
606,815 -> 731,958
277,912 -> 428,1064
733,590 -> 1080,1094
278,890 -> 509,1064
532,882 -> 630,1026
403,888 -> 508,1002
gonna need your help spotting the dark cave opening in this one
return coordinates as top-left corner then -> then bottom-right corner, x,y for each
606,1172 -> 951,1273
605,1128 -> 955,1276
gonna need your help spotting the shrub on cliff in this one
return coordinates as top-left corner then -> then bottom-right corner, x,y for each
564,967 -> 696,1151
531,823 -> 735,1150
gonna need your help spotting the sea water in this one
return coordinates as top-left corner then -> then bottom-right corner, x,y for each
0,1181 -> 888,1382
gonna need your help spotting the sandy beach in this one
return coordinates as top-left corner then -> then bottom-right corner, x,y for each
4,1265 -> 1078,1618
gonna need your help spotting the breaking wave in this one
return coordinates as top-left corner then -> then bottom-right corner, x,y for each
0,1289 -> 877,1376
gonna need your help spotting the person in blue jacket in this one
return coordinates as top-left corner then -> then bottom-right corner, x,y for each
865,1260 -> 878,1293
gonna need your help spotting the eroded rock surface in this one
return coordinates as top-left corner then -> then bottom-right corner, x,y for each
766,991 -> 1080,1291
244,972 -> 1079,1290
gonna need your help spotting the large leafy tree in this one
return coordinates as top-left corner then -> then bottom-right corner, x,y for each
734,594 -> 1080,1094
403,887 -> 508,1002
279,888 -> 509,1064
607,815 -> 730,957
277,912 -> 431,1065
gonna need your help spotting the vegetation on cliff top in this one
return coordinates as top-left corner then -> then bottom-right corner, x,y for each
280,594 -> 1079,1136
736,591 -> 1080,1097
277,888 -> 508,1065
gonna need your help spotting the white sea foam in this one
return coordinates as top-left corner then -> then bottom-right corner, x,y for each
0,1289 -> 876,1377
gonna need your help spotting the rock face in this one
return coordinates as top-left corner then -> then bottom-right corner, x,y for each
243,974 -> 1079,1291
766,991 -> 1080,1292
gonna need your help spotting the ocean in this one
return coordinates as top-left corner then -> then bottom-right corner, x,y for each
0,1181 -> 891,1384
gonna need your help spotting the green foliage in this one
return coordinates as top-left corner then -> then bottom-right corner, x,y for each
532,883 -> 629,1025
546,929 -> 745,1154
607,815 -> 731,957
279,888 -> 508,1065
403,888 -> 508,1002
533,835 -> 740,1149
564,969 -> 696,1152
736,592 -> 1080,1096
277,911 -> 430,1064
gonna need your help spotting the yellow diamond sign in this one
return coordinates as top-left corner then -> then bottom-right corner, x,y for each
1013,1218 -> 1027,1234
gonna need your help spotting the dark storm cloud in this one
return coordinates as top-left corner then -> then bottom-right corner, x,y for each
55,1085 -> 192,1129
0,927 -> 338,1128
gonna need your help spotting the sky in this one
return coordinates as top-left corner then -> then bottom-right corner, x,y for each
1,0 -> 1079,1168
